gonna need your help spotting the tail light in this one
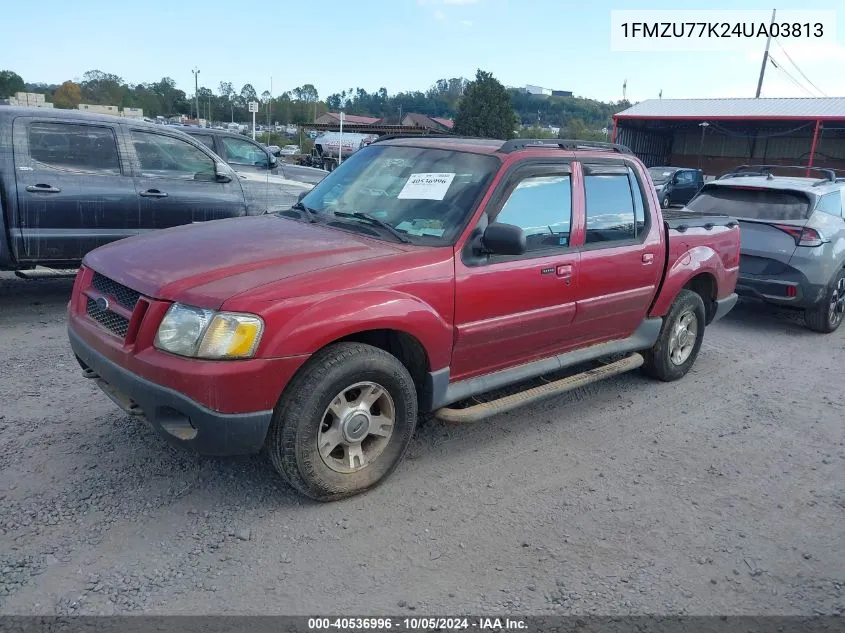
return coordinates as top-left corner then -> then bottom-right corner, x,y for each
773,225 -> 827,247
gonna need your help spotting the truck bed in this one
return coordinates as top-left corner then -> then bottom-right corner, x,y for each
663,209 -> 737,232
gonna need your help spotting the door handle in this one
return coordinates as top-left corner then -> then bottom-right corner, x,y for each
642,253 -> 654,264
139,189 -> 168,198
26,184 -> 61,193
556,264 -> 573,285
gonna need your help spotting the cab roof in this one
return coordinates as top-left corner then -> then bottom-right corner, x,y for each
371,135 -> 636,158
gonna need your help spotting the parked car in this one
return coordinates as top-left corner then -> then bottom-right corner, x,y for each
685,164 -> 845,333
67,137 -> 739,501
648,166 -> 704,208
178,127 -> 327,185
0,107 -> 258,274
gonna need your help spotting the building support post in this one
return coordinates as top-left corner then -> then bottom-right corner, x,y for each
610,116 -> 618,144
807,119 -> 821,176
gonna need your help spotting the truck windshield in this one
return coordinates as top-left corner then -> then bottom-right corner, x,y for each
686,186 -> 812,221
293,144 -> 500,244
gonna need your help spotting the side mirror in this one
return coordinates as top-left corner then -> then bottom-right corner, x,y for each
482,222 -> 526,256
297,190 -> 308,203
214,162 -> 233,183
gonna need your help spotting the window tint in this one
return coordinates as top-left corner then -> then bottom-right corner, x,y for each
28,122 -> 120,174
686,186 -> 811,220
192,135 -> 216,151
131,131 -> 215,179
221,137 -> 267,166
494,174 -> 572,250
815,192 -> 842,218
584,173 -> 637,243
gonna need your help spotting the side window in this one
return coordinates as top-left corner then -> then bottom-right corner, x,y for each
27,122 -> 120,175
494,173 -> 572,251
815,192 -> 843,218
675,170 -> 694,185
130,131 -> 215,179
221,137 -> 267,166
192,135 -> 216,151
584,167 -> 638,244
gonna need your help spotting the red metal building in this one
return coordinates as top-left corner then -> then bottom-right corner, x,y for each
611,98 -> 845,176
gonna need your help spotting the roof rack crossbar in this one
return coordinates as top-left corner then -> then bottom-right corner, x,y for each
498,139 -> 633,154
370,132 -> 456,144
726,164 -> 837,182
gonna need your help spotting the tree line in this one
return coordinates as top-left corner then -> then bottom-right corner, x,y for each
0,68 -> 631,140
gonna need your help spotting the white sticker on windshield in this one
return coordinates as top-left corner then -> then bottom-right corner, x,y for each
397,173 -> 456,200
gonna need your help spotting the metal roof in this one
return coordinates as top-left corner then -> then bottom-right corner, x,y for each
616,98 -> 845,120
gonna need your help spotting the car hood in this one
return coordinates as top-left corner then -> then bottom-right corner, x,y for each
83,216 -> 405,308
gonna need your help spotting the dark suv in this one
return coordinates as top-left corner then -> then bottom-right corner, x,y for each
179,127 -> 328,185
648,167 -> 704,208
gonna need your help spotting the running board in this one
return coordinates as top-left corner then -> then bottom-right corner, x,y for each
14,267 -> 79,280
434,353 -> 644,423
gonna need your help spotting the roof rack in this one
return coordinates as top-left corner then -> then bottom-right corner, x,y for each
718,164 -> 837,182
498,139 -> 633,154
370,133 -> 456,144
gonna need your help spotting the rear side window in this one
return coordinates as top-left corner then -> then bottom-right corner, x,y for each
583,165 -> 647,244
675,170 -> 695,184
28,122 -> 120,175
191,135 -> 216,151
815,192 -> 842,218
687,186 -> 811,220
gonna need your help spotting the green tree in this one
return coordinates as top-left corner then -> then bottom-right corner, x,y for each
0,70 -> 25,97
52,80 -> 82,109
240,83 -> 258,105
453,69 -> 518,139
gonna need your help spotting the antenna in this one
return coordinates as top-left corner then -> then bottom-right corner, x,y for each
623,79 -> 627,101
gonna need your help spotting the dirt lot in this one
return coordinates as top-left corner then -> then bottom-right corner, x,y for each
0,272 -> 843,616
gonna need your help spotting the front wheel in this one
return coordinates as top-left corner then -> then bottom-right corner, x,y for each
266,342 -> 418,501
804,269 -> 845,333
661,194 -> 671,209
642,289 -> 706,382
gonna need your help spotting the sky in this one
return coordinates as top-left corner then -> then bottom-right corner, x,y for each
4,0 -> 844,104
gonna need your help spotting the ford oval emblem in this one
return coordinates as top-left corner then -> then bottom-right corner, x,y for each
94,297 -> 110,312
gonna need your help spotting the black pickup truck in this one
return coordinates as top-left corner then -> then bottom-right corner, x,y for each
0,107 -> 311,274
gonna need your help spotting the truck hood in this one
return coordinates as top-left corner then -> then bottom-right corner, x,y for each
83,216 -> 404,308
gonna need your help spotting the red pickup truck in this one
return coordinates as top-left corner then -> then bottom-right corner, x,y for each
67,137 -> 740,501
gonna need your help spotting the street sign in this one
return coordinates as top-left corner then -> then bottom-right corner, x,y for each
248,101 -> 258,113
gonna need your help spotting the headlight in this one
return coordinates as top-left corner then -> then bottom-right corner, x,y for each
154,303 -> 264,360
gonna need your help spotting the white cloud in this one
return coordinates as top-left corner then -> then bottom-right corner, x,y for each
443,0 -> 480,3
433,9 -> 446,20
460,19 -> 473,27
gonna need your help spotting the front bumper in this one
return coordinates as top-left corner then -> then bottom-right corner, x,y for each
69,327 -> 273,456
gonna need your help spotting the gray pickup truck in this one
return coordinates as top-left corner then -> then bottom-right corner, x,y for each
0,107 -> 312,274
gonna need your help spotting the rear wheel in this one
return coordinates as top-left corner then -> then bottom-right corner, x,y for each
642,289 -> 706,382
804,269 -> 845,333
266,342 -> 418,501
661,194 -> 670,209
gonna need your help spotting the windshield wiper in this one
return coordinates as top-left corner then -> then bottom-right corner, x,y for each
290,201 -> 319,223
332,211 -> 411,243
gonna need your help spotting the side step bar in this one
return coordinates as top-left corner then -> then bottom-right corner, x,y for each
14,267 -> 79,280
434,353 -> 644,423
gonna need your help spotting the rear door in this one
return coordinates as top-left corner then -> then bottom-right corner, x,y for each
572,161 -> 664,344
12,117 -> 138,262
685,184 -> 813,276
452,160 -> 580,380
128,128 -> 247,229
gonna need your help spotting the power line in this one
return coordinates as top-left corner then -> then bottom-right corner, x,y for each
772,38 -> 828,97
768,55 -> 815,97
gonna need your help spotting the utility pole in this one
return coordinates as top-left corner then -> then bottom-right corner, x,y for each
755,9 -> 776,98
267,76 -> 272,134
192,67 -> 200,121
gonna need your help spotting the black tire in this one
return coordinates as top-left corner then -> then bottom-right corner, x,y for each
661,194 -> 670,209
642,289 -> 706,382
266,342 -> 417,501
804,269 -> 845,333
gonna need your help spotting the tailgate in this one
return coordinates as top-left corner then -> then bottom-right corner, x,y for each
685,185 -> 813,275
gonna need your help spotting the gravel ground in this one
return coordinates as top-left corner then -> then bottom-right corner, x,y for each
0,272 -> 843,616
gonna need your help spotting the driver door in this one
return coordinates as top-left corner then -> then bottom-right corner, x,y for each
129,128 -> 247,228
451,161 -> 581,380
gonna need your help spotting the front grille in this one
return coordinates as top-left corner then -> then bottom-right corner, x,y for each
86,297 -> 130,338
91,272 -> 141,310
